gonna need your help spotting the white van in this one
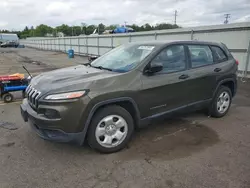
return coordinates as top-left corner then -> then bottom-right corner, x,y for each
0,33 -> 19,47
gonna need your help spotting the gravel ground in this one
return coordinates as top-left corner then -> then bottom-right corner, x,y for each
0,48 -> 250,188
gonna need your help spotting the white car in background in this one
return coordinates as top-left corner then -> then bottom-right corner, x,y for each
0,33 -> 19,47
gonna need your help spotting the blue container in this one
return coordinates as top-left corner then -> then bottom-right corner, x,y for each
68,49 -> 74,58
4,85 -> 28,92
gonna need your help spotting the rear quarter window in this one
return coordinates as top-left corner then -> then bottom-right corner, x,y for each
211,46 -> 228,63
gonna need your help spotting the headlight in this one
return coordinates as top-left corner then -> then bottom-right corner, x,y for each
45,91 -> 86,100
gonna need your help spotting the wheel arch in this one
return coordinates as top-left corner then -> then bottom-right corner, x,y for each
80,97 -> 141,144
213,78 -> 237,98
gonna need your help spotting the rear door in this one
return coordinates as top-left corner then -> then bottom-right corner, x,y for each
139,44 -> 192,118
210,45 -> 237,77
184,44 -> 219,104
210,45 -> 237,89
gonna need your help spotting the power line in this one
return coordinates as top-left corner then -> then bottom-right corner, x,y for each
174,10 -> 178,25
224,13 -> 231,24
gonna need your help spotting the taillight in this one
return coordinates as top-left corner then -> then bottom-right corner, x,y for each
236,60 -> 239,65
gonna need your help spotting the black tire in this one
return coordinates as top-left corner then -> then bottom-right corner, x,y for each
3,93 -> 14,103
210,86 -> 232,118
87,105 -> 134,153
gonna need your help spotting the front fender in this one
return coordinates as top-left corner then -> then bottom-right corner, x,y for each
79,97 -> 140,145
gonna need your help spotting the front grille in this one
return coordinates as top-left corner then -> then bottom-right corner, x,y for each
26,85 -> 41,109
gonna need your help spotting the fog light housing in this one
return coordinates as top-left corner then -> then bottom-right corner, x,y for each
43,109 -> 60,119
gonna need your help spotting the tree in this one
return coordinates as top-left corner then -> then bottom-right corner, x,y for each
72,26 -> 82,36
35,24 -> 53,37
24,26 -> 29,32
130,24 -> 140,32
105,24 -> 117,31
98,23 -> 105,34
86,25 -> 96,35
81,23 -> 87,35
1,22 -> 181,39
144,23 -> 152,31
20,26 -> 30,38
55,24 -> 71,36
29,26 -> 34,37
155,23 -> 179,30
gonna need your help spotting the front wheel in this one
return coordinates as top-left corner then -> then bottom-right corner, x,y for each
210,86 -> 232,118
87,105 -> 134,153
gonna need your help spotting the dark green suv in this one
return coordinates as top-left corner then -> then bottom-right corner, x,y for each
20,40 -> 238,153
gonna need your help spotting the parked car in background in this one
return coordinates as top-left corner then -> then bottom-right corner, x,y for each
0,33 -> 19,47
20,40 -> 238,153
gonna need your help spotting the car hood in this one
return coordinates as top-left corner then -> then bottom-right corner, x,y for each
29,65 -> 117,93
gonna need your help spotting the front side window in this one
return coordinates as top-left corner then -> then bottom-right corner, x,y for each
90,44 -> 155,72
151,45 -> 186,73
188,45 -> 213,68
211,46 -> 227,62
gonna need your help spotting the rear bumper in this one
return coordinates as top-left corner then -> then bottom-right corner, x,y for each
20,99 -> 86,145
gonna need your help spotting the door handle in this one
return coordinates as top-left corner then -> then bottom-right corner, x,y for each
214,68 -> 222,72
179,74 -> 189,79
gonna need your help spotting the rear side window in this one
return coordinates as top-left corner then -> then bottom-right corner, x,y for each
211,46 -> 227,62
188,45 -> 213,68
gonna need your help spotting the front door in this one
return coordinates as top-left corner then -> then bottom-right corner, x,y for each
139,44 -> 192,118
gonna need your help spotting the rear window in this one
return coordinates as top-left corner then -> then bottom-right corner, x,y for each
211,46 -> 227,63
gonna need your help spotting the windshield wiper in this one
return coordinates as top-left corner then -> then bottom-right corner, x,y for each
83,62 -> 91,66
92,66 -> 113,71
83,63 -> 113,71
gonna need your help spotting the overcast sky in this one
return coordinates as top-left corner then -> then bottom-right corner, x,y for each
0,0 -> 250,30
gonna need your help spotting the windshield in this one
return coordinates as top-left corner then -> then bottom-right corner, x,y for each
90,44 -> 155,72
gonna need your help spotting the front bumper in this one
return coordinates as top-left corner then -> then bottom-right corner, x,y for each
20,98 -> 89,145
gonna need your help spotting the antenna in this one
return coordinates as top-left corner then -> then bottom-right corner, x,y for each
22,66 -> 32,78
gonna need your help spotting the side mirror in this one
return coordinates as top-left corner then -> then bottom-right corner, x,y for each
145,62 -> 163,74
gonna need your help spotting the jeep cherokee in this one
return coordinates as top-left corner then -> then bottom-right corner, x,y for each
20,40 -> 238,153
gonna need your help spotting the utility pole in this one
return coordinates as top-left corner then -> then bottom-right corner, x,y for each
224,14 -> 230,24
174,10 -> 178,25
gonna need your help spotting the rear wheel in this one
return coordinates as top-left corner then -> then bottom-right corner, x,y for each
87,105 -> 134,153
210,86 -> 232,118
3,93 -> 14,103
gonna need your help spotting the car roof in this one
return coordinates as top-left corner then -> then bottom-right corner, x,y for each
129,40 -> 222,47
